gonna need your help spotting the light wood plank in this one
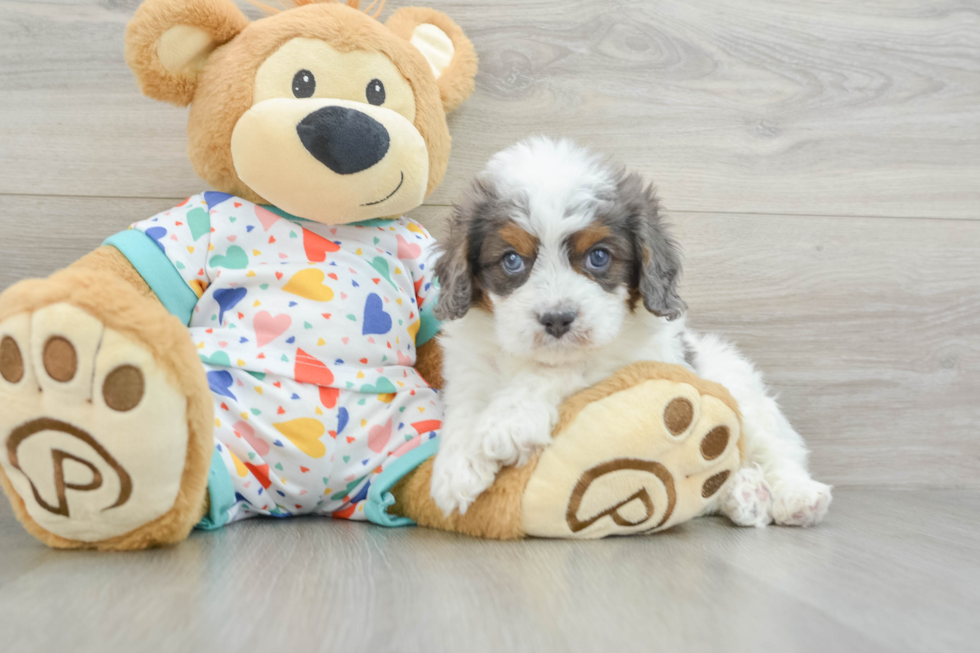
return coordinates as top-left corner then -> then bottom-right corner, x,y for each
1,195 -> 977,488
0,1 -> 978,218
1,489 -> 977,653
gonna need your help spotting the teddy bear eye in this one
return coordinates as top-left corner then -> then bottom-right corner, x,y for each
366,78 -> 386,106
292,69 -> 316,98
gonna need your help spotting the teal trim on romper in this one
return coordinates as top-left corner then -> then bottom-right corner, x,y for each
416,301 -> 440,347
196,449 -> 238,530
104,229 -> 199,326
364,436 -> 440,527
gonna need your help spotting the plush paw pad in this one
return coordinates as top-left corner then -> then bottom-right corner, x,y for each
0,304 -> 191,543
522,371 -> 742,538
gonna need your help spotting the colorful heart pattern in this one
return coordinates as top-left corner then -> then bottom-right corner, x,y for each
213,287 -> 247,325
362,293 -> 392,335
130,193 -> 443,524
253,311 -> 292,347
211,245 -> 249,270
283,269 -> 335,302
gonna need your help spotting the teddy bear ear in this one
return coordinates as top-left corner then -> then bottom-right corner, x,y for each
386,7 -> 478,114
125,0 -> 250,107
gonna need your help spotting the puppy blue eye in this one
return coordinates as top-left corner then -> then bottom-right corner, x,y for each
502,252 -> 525,274
587,248 -> 611,271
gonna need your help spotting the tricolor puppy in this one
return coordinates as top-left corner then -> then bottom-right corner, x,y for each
430,137 -> 832,528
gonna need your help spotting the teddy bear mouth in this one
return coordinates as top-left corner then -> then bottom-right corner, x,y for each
361,171 -> 405,207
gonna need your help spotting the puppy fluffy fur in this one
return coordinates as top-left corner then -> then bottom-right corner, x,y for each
430,137 -> 832,527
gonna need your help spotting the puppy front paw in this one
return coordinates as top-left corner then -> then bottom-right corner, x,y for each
430,451 -> 499,517
720,466 -> 774,528
478,400 -> 555,467
771,479 -> 833,527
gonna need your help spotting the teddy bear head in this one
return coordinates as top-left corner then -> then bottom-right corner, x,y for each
125,0 -> 477,224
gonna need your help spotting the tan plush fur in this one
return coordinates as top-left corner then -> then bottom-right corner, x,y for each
125,0 -> 250,106
0,250 -> 213,550
71,245 -> 155,299
391,455 -> 537,540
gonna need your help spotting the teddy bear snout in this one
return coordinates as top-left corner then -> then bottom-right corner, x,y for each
296,105 -> 391,175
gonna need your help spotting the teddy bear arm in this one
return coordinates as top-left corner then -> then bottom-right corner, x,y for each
68,246 -> 161,302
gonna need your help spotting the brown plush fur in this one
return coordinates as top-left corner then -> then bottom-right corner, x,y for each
0,250 -> 213,550
413,337 -> 444,390
391,361 -> 744,539
71,246 -> 155,298
125,0 -> 474,205
125,0 -> 250,106
391,455 -> 537,540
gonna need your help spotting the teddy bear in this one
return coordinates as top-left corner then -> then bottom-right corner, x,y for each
0,0 -> 743,550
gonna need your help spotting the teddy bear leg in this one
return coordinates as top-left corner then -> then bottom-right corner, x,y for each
391,361 -> 744,539
389,455 -> 536,540
0,248 -> 213,550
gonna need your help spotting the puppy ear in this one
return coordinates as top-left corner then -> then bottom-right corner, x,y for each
433,178 -> 495,320
433,214 -> 473,321
621,173 -> 687,320
386,8 -> 478,113
125,0 -> 249,106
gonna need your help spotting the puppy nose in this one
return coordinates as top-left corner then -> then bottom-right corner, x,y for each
296,106 -> 390,175
539,311 -> 577,339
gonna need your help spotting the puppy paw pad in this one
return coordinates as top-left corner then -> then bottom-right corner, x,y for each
772,481 -> 832,527
720,467 -> 773,527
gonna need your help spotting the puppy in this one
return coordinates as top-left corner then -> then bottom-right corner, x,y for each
430,137 -> 832,528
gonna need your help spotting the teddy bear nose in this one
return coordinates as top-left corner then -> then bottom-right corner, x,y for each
296,106 -> 391,175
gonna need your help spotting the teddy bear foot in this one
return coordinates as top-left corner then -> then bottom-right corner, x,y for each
0,271 -> 213,550
521,362 -> 742,538
391,361 -> 742,539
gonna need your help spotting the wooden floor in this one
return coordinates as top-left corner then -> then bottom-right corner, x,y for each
0,0 -> 978,650
2,489 -> 979,653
